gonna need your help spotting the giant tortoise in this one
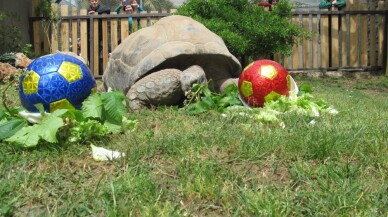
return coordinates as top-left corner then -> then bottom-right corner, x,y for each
102,15 -> 241,110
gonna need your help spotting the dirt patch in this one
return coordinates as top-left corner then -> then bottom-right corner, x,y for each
229,158 -> 291,188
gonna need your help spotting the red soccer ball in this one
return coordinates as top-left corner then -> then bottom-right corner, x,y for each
238,59 -> 291,107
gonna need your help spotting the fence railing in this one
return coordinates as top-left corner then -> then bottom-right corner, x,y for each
277,10 -> 387,73
29,5 -> 388,76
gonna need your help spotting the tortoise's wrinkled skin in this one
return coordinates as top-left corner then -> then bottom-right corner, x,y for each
102,15 -> 241,110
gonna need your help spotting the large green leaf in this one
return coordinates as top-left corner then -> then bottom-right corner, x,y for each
6,109 -> 66,147
0,118 -> 27,140
101,91 -> 126,125
82,93 -> 103,119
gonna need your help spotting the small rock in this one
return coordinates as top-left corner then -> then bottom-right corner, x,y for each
0,62 -> 19,83
15,53 -> 32,69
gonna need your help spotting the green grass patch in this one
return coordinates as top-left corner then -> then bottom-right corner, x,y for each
0,76 -> 387,216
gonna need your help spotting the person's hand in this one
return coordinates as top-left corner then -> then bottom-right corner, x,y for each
88,10 -> 95,15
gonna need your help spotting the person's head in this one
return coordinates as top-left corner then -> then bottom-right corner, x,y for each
121,0 -> 134,13
90,0 -> 99,9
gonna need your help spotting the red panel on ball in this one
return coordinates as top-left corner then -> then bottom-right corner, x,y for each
238,59 -> 290,107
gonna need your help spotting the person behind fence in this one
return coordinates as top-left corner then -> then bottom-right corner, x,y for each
115,0 -> 144,32
319,0 -> 346,10
87,0 -> 111,74
88,0 -> 111,15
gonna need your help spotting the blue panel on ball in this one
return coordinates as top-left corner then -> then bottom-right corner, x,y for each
67,78 -> 95,108
38,73 -> 69,103
80,64 -> 94,78
29,57 -> 63,76
19,90 -> 47,113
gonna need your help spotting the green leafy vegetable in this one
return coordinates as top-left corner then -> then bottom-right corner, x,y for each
81,93 -> 103,119
0,118 -> 27,140
184,83 -> 243,114
6,109 -> 67,147
1,90 -> 137,148
184,83 -> 337,127
69,119 -> 109,143
100,91 -> 127,125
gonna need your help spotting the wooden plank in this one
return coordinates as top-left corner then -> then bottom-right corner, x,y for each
71,7 -> 78,54
50,4 -> 59,53
331,13 -> 339,67
349,14 -> 359,67
338,14 -> 342,67
320,14 -> 329,68
341,14 -> 348,67
111,12 -> 118,51
299,15 -> 304,68
32,0 -> 41,55
93,18 -> 99,76
378,0 -> 387,68
303,14 -> 311,68
360,15 -> 368,67
370,13 -> 377,67
132,17 -> 138,32
33,22 -> 41,55
291,15 -> 299,69
121,17 -> 129,42
32,0 -> 39,15
139,11 -> 147,29
80,9 -> 88,63
312,14 -> 318,68
150,11 -> 159,26
42,22 -> 50,53
102,18 -> 108,75
377,14 -> 384,66
60,5 -> 69,51
317,14 -> 322,68
273,54 -> 282,66
347,0 -> 365,11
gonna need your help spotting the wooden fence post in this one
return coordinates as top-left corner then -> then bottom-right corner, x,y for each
93,15 -> 99,75
111,12 -> 118,51
121,16 -> 129,42
31,0 -> 41,55
80,9 -> 88,63
102,16 -> 109,73
51,3 -> 59,53
71,6 -> 78,54
60,5 -> 70,51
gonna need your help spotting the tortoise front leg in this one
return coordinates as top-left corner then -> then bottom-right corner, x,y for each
126,69 -> 183,110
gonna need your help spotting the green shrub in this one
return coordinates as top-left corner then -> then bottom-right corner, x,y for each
0,11 -> 23,55
176,0 -> 309,66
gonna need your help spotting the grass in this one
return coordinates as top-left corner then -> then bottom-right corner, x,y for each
0,75 -> 387,216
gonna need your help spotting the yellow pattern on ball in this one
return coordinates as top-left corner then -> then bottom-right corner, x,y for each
242,62 -> 254,72
58,61 -> 82,82
260,65 -> 277,80
22,71 -> 40,95
264,91 -> 282,102
241,80 -> 253,97
286,75 -> 291,89
50,98 -> 76,112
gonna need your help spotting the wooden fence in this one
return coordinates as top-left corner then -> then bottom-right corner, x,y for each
29,4 -> 388,76
279,10 -> 387,73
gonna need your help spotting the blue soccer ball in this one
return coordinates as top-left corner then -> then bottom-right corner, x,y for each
19,53 -> 96,113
